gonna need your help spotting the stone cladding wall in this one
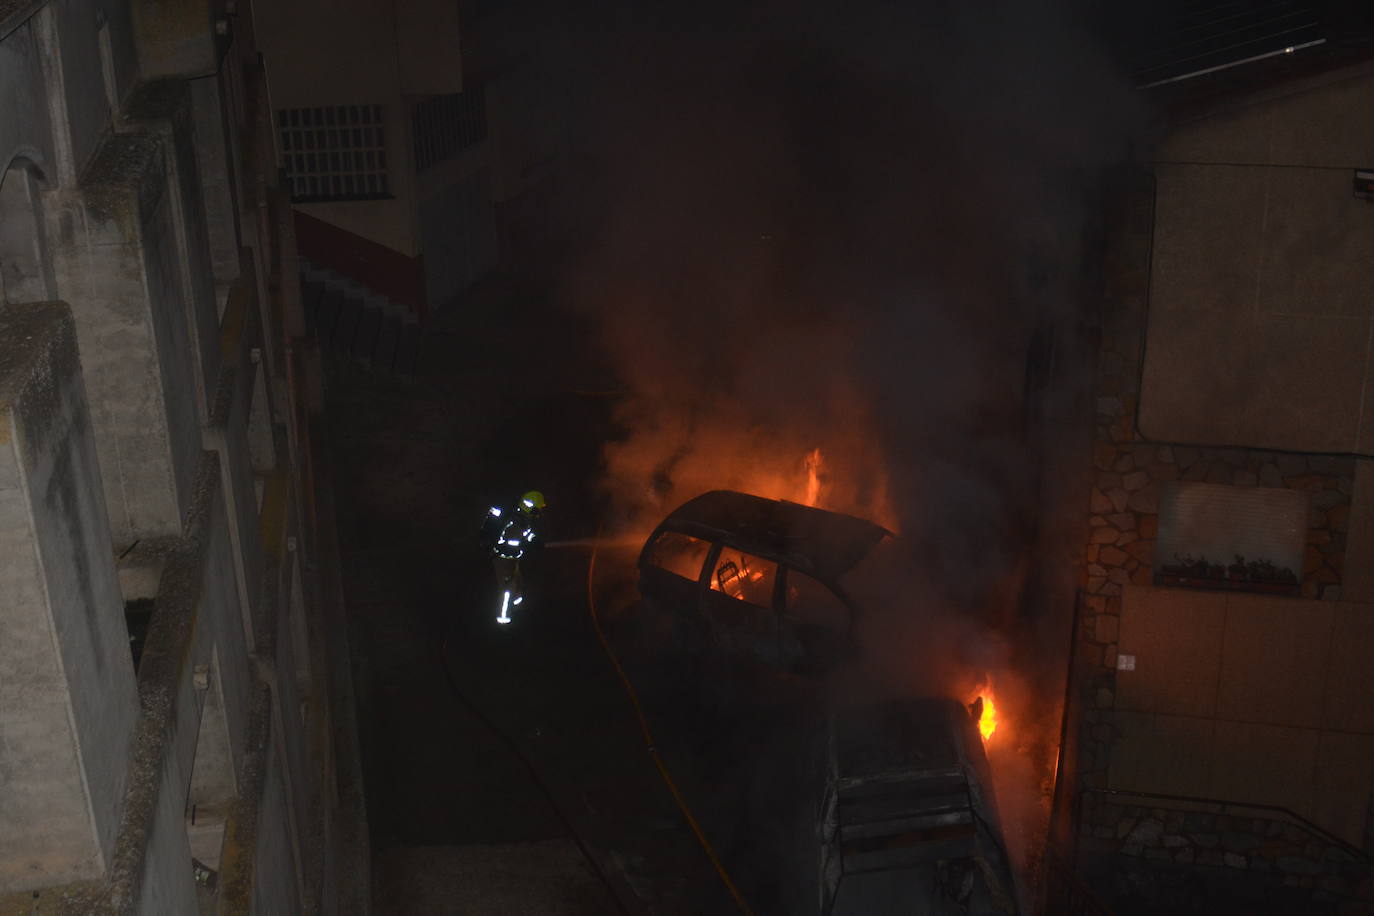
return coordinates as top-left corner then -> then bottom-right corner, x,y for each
1059,177 -> 1373,912
1077,795 -> 1373,915
1089,394 -> 1354,606
1072,182 -> 1358,796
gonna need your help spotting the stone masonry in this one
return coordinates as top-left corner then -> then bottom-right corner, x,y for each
1074,178 -> 1358,795
1062,173 -> 1374,914
1078,794 -> 1373,915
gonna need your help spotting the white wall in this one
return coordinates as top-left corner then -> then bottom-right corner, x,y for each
49,0 -> 137,177
48,129 -> 203,543
1111,585 -> 1374,846
419,165 -> 496,307
1139,65 -> 1374,454
255,0 -> 420,256
0,302 -> 139,891
251,739 -> 301,914
0,17 -> 58,178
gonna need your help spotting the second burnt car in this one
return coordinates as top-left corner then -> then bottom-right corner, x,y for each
817,697 -> 1020,915
637,489 -> 893,675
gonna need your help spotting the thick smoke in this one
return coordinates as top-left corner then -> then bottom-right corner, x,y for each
537,1 -> 1142,893
556,0 -> 1139,617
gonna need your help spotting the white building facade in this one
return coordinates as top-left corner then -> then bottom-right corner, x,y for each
0,0 -> 365,911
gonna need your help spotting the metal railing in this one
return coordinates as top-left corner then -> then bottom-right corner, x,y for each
1080,787 -> 1372,865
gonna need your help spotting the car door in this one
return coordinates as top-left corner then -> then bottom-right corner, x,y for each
779,568 -> 854,674
700,543 -> 781,666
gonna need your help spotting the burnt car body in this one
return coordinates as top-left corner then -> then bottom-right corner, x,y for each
818,697 -> 1020,916
637,490 -> 892,675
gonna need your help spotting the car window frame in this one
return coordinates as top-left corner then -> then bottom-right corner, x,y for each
699,540 -> 783,612
641,527 -> 715,586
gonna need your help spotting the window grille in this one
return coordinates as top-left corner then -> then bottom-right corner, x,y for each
278,105 -> 391,202
412,88 -> 487,172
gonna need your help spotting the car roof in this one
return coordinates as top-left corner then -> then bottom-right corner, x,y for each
830,697 -> 971,780
657,490 -> 892,584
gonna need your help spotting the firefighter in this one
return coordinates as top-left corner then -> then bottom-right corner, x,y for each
479,491 -> 547,623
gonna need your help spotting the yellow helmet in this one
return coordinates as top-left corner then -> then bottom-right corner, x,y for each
520,491 -> 546,511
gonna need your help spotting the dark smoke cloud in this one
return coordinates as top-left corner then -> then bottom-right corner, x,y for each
503,0 -> 1145,897
486,2 -> 1144,763
547,0 -> 1141,629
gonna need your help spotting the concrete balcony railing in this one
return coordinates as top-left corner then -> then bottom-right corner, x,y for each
0,302 -> 138,897
0,264 -> 321,912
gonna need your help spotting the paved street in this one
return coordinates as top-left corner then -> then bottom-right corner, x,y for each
324,275 -> 803,914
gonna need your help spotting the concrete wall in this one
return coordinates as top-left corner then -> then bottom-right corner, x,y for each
81,449 -> 251,914
138,158 -> 203,493
49,0 -> 139,176
122,80 -> 224,424
254,0 -> 421,257
418,164 -> 496,307
484,66 -> 566,204
293,126 -> 420,258
0,301 -> 138,891
1139,65 -> 1374,454
394,0 -> 463,96
1110,587 -> 1374,846
208,274 -> 266,652
0,2 -> 362,910
130,0 -> 223,79
254,0 -> 458,100
257,0 -> 497,313
133,664 -> 201,915
251,738 -> 300,915
1339,461 -> 1374,604
201,474 -> 254,789
188,653 -> 237,814
273,542 -> 311,879
48,127 -> 203,543
0,161 -> 57,304
1069,80 -> 1374,906
188,75 -> 242,286
0,16 -> 57,184
136,480 -> 251,912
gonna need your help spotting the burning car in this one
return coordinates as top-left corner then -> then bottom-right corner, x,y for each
817,697 -> 1019,915
637,490 -> 893,675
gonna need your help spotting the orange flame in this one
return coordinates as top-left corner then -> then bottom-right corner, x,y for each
978,692 -> 998,743
969,683 -> 998,744
803,448 -> 823,506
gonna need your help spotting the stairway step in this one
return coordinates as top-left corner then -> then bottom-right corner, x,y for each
297,260 -> 422,375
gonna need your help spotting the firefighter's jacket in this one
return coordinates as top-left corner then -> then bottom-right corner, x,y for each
479,505 -> 541,559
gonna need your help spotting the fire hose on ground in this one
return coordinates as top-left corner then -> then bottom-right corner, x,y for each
436,529 -> 755,915
586,528 -> 757,916
437,629 -> 632,914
